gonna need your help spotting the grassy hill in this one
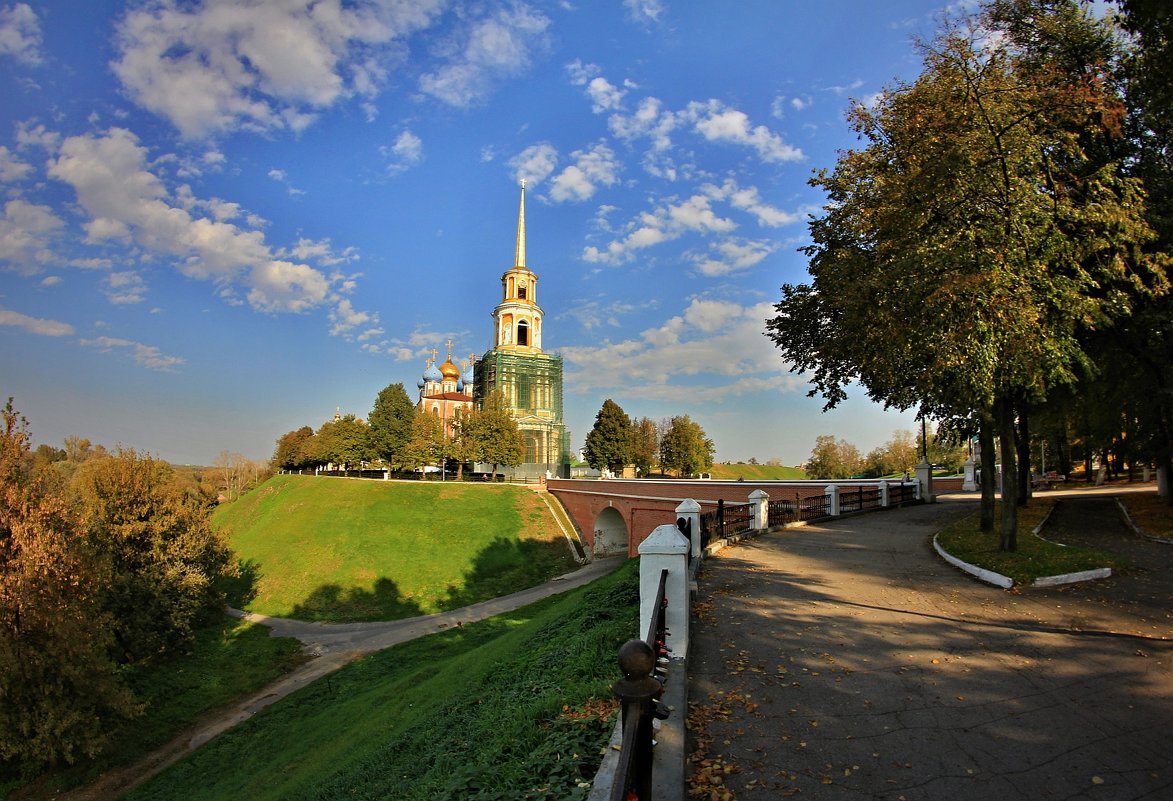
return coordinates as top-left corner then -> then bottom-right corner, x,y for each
214,475 -> 578,622
123,561 -> 639,801
707,462 -> 806,480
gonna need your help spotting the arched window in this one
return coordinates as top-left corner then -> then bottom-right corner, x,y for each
517,320 -> 529,346
431,405 -> 440,416
518,281 -> 527,300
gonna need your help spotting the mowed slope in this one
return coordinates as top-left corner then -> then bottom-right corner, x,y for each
214,475 -> 578,622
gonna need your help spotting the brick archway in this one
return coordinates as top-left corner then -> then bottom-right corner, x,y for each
593,506 -> 627,556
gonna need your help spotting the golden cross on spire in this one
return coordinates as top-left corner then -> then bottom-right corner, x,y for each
446,338 -> 453,360
429,347 -> 438,365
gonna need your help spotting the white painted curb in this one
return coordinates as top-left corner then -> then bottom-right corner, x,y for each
932,534 -> 1013,588
933,533 -> 1113,589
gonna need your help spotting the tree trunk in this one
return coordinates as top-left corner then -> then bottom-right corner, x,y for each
979,414 -> 997,533
1016,403 -> 1031,507
997,396 -> 1019,552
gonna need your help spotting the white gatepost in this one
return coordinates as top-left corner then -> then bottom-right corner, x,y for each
962,458 -> 977,492
638,524 -> 691,657
824,484 -> 840,516
915,461 -> 935,502
878,481 -> 890,508
675,499 -> 702,560
749,489 -> 769,530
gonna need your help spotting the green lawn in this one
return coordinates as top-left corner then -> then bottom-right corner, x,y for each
707,463 -> 806,480
216,475 -> 578,621
935,500 -> 1128,584
123,560 -> 639,801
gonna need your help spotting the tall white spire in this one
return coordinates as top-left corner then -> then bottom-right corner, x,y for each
514,179 -> 526,269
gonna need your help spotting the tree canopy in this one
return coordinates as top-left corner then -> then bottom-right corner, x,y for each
766,0 -> 1166,545
583,399 -> 633,473
659,415 -> 715,478
367,383 -> 415,469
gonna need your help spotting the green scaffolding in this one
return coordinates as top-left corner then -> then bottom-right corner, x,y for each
475,349 -> 570,469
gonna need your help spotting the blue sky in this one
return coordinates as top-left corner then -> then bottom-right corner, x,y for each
1,0 -> 956,466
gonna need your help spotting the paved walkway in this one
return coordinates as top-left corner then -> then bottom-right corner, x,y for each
688,489 -> 1173,801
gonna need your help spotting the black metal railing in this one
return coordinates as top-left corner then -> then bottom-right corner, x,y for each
797,492 -> 832,520
611,569 -> 671,801
889,482 -> 917,505
699,499 -> 752,548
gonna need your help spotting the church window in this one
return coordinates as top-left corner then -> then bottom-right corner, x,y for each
431,405 -> 439,416
518,280 -> 527,300
517,320 -> 529,346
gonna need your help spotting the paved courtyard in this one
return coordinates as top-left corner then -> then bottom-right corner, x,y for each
688,490 -> 1172,800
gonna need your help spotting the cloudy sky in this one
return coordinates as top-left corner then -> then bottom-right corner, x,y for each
1,0 -> 954,466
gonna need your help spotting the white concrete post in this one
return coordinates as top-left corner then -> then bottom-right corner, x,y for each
749,489 -> 769,530
824,484 -> 840,516
638,524 -> 691,658
915,461 -> 935,502
878,481 -> 890,508
962,458 -> 977,492
675,499 -> 702,559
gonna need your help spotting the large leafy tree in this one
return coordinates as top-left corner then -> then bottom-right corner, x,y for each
403,409 -> 446,479
273,425 -> 316,471
766,3 -> 1163,548
367,383 -> 415,470
73,450 -> 234,662
631,416 -> 660,476
463,390 -> 525,476
0,402 -> 139,767
807,434 -> 864,480
314,414 -> 372,469
583,399 -> 633,473
659,415 -> 715,478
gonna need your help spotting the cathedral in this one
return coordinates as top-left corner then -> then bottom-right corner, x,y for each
417,181 -> 570,479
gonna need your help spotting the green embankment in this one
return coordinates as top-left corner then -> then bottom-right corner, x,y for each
707,462 -> 806,480
215,475 -> 577,622
124,560 -> 640,801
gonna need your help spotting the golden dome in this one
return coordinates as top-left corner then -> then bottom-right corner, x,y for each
439,359 -> 460,379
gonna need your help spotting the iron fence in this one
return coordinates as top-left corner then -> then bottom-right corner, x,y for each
610,569 -> 671,801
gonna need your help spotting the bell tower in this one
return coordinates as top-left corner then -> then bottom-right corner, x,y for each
475,180 -> 569,478
490,180 -> 543,353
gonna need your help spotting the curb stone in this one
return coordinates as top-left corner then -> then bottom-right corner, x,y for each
932,532 -> 1113,589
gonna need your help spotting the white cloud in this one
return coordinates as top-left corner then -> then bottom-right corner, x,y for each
623,0 -> 665,24
0,306 -> 73,336
81,335 -> 185,372
0,3 -> 42,65
105,270 -> 148,304
329,297 -> 376,336
0,145 -> 32,181
0,198 -> 64,274
46,127 -> 339,314
14,121 -> 59,151
509,142 -> 559,185
112,0 -> 445,138
418,4 -> 549,107
684,99 -> 804,163
687,238 -> 777,277
383,129 -> 423,175
702,179 -> 799,227
566,62 -> 625,113
561,300 -> 792,396
548,142 -> 620,202
583,192 -> 736,265
609,96 -> 677,152
246,260 -> 330,313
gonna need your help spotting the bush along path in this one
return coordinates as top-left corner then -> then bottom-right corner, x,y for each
56,557 -> 625,801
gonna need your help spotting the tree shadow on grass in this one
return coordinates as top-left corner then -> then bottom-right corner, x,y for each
291,577 -> 425,622
437,536 -> 574,612
217,558 -> 262,608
